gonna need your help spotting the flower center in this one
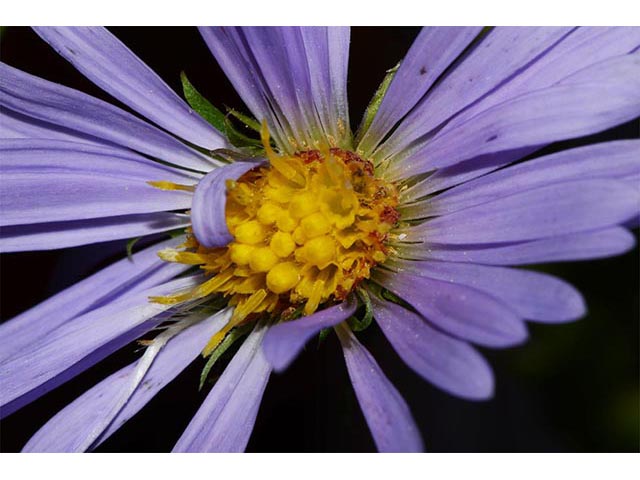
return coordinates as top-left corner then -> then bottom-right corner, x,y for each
154,130 -> 398,354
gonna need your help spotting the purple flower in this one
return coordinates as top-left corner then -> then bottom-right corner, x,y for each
1,26 -> 639,453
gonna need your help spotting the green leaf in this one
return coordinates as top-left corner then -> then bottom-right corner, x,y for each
355,62 -> 400,146
347,288 -> 374,332
199,323 -> 253,390
181,71 -> 227,134
126,236 -> 141,261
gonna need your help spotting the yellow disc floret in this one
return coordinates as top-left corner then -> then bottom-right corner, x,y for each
154,124 -> 399,354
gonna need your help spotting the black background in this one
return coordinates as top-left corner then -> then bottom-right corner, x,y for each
0,27 -> 638,452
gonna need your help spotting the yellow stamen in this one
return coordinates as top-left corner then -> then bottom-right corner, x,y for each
154,123 -> 399,357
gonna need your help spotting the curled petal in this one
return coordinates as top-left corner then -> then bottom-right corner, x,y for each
191,161 -> 259,248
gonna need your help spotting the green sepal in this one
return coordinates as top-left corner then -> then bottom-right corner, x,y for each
199,323 -> 253,390
347,288 -> 374,332
228,109 -> 262,133
166,228 -> 188,239
180,71 -> 227,134
317,327 -> 332,347
355,62 -> 400,146
223,116 -> 265,154
125,236 -> 142,261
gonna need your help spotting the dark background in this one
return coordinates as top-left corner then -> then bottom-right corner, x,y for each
0,27 -> 638,452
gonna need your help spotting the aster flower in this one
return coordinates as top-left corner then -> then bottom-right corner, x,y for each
0,26 -> 639,453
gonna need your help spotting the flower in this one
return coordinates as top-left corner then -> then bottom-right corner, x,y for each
0,26 -> 639,452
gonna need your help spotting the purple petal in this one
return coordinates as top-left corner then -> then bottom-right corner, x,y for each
0,275 -> 202,418
373,270 -> 527,348
376,27 -> 573,160
1,139 -> 196,226
300,27 -> 351,148
0,237 -> 189,363
390,260 -> 585,323
261,297 -> 357,371
403,140 -> 640,217
0,62 -> 217,171
34,27 -> 225,150
0,212 -> 190,252
1,107 -> 112,146
409,180 -> 638,245
172,324 -> 271,452
398,227 -> 636,266
429,27 -> 640,143
23,309 -> 232,452
358,27 -> 482,156
370,295 -> 494,400
335,324 -> 423,452
388,54 -> 640,179
401,147 -> 538,203
200,27 -> 350,151
191,161 -> 258,248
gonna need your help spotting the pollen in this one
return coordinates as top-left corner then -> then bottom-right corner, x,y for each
156,124 -> 399,355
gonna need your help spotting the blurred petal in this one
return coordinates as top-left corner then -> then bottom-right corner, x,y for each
191,161 -> 258,248
23,309 -> 232,452
374,270 -> 527,347
261,297 -> 357,371
335,324 -> 423,452
173,323 -> 271,452
34,27 -> 225,150
370,296 -> 494,400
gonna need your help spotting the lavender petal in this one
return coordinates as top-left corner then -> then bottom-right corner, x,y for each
0,276 -> 202,418
34,27 -> 226,150
373,270 -> 527,348
0,62 -> 217,171
408,179 -> 638,245
261,297 -> 357,371
335,324 -> 423,452
370,295 -> 494,400
398,227 -> 636,266
191,161 -> 258,248
0,236 -> 188,363
172,323 -> 271,452
0,213 -> 190,252
23,309 -> 232,452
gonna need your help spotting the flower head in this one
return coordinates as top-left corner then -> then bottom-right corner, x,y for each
0,26 -> 639,452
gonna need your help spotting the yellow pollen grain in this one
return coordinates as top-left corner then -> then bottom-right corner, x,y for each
249,247 -> 279,272
270,231 -> 296,257
276,211 -> 298,233
234,220 -> 268,244
289,192 -> 318,219
266,262 -> 300,294
256,202 -> 281,225
297,235 -> 336,268
300,212 -> 331,238
229,243 -> 254,265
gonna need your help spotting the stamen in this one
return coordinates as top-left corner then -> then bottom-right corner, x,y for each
155,124 -> 399,355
